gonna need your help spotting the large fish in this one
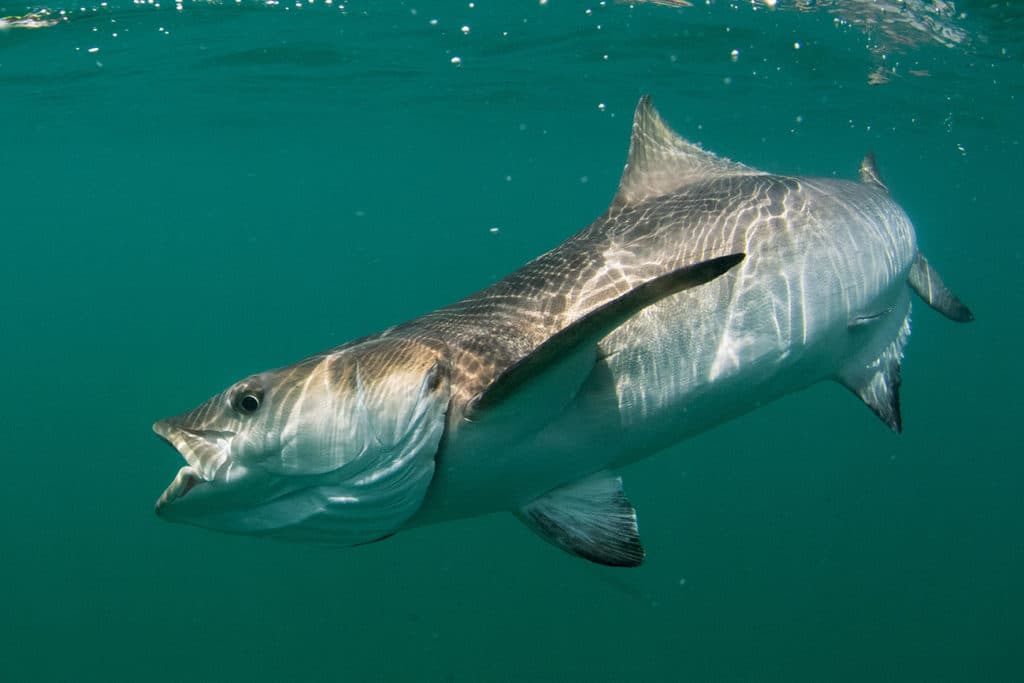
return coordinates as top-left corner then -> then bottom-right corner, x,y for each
154,97 -> 972,566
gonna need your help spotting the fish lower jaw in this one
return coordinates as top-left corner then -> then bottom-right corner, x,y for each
155,466 -> 205,513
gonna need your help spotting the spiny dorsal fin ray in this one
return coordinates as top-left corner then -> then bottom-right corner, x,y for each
908,253 -> 974,323
467,253 -> 745,417
614,95 -> 764,206
515,472 -> 644,567
859,151 -> 888,193
837,309 -> 910,433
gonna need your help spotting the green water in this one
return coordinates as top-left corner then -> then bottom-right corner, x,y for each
1,1 -> 1020,680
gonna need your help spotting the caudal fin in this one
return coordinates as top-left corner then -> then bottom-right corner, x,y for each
908,253 -> 974,323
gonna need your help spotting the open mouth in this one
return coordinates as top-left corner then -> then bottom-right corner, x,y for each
153,418 -> 234,512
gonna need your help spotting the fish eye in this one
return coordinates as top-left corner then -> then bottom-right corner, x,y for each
240,394 -> 260,413
234,389 -> 263,415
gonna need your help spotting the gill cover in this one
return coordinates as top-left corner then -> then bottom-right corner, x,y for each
155,337 -> 452,546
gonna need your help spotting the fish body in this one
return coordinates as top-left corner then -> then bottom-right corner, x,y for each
415,172 -> 911,522
155,97 -> 971,565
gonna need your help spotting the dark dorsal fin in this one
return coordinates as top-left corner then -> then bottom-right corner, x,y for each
614,96 -> 764,206
467,253 -> 745,417
859,151 -> 888,193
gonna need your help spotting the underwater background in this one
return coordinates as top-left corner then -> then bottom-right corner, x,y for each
1,1 -> 1020,680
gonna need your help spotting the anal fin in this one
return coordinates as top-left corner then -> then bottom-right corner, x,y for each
837,310 -> 910,433
515,473 -> 644,567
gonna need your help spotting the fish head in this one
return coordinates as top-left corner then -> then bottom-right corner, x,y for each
153,337 -> 451,545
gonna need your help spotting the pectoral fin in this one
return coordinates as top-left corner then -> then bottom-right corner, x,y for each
467,253 -> 744,419
515,473 -> 644,567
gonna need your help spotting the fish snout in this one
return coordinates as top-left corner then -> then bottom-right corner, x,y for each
152,416 -> 182,441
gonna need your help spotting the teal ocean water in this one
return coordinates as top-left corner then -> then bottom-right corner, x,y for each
1,1 -> 1021,680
